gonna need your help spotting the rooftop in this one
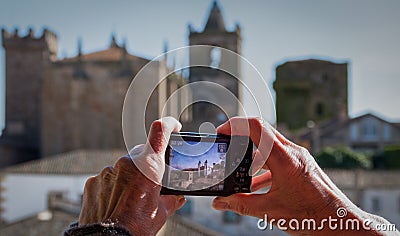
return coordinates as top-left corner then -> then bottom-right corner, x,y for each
61,35 -> 150,63
1,149 -> 126,175
0,210 -> 77,235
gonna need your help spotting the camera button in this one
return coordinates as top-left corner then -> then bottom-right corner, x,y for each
238,166 -> 247,172
233,185 -> 240,192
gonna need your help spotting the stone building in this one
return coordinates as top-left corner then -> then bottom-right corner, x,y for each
273,58 -> 400,154
0,30 -> 186,166
298,113 -> 400,153
0,1 -> 244,167
187,1 -> 242,129
0,29 -> 58,166
273,59 -> 348,131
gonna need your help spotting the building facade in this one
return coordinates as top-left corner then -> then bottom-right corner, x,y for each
0,30 -> 172,165
187,1 -> 242,129
0,29 -> 58,165
0,1 -> 243,167
273,58 -> 400,155
298,113 -> 400,153
0,33 -> 173,166
274,59 -> 348,131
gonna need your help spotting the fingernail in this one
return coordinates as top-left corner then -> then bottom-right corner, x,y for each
176,196 -> 186,207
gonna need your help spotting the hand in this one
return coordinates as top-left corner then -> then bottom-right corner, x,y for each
212,117 -> 394,235
78,117 -> 186,235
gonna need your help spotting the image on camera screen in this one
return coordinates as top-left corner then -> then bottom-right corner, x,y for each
165,140 -> 228,191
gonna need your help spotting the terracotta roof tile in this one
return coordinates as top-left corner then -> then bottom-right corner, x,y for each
0,210 -> 78,235
1,149 -> 127,175
61,47 -> 150,62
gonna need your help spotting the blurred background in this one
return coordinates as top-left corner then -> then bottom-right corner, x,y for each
0,0 -> 399,235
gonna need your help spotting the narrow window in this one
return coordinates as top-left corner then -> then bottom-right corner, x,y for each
383,124 -> 391,141
210,47 -> 221,68
350,124 -> 358,141
372,197 -> 380,212
362,119 -> 378,141
316,103 -> 324,117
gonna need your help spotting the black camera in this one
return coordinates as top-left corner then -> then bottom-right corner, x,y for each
161,132 -> 253,196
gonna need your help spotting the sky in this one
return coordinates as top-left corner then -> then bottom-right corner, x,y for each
170,141 -> 224,170
1,0 -> 400,130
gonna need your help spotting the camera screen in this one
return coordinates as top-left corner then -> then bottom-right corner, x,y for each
165,140 -> 228,191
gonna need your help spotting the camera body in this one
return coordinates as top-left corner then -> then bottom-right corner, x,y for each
161,132 -> 253,196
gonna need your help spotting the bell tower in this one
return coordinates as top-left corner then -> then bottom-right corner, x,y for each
0,28 -> 57,164
187,1 -> 242,129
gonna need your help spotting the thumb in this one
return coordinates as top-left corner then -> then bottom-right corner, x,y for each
212,193 -> 269,219
130,117 -> 181,185
145,116 -> 182,154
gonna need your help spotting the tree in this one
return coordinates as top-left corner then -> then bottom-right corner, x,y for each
377,145 -> 400,169
315,147 -> 371,169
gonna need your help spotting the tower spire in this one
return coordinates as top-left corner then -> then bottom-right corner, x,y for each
109,33 -> 119,48
204,0 -> 226,32
77,37 -> 83,57
163,40 -> 169,62
122,37 -> 127,50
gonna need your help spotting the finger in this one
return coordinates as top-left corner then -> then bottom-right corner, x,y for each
251,171 -> 272,192
212,193 -> 270,219
216,117 -> 273,158
131,117 -> 182,184
251,149 -> 269,175
217,117 -> 291,173
145,117 -> 182,154
272,127 -> 293,146
159,195 -> 186,217
79,176 -> 98,225
98,167 -> 119,219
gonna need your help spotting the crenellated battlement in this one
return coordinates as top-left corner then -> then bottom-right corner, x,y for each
2,27 -> 58,59
2,27 -> 56,40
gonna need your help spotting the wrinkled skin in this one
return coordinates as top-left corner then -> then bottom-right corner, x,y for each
77,116 -> 398,235
79,117 -> 186,235
212,117 -> 398,236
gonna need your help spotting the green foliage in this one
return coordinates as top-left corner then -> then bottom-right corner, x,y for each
382,145 -> 400,169
315,146 -> 372,169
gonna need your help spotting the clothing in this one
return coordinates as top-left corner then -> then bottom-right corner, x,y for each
64,222 -> 132,236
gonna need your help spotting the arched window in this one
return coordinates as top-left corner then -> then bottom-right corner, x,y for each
316,102 -> 324,117
210,47 -> 221,68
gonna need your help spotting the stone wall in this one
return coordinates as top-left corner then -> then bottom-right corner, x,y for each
41,58 -> 155,157
274,59 -> 348,131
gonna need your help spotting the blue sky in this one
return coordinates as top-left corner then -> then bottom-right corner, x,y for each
1,0 -> 400,129
170,141 -> 224,170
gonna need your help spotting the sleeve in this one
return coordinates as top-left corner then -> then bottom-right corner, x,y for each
63,222 -> 132,236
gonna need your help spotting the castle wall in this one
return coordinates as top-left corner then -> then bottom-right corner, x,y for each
0,29 -> 57,166
274,59 -> 348,131
41,59 -> 156,157
1,28 -> 176,161
188,30 -> 242,129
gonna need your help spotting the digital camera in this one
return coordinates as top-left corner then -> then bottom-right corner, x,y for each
161,132 -> 253,196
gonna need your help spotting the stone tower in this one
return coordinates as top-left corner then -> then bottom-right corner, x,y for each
273,59 -> 348,131
187,1 -> 242,129
0,28 -> 57,165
